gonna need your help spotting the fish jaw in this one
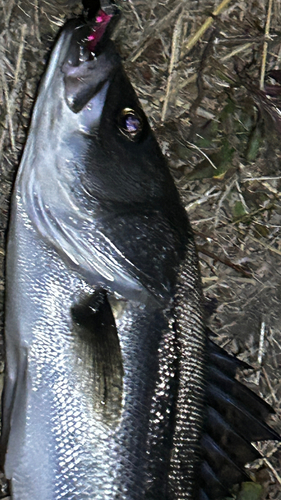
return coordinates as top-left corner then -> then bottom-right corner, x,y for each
62,8 -> 121,114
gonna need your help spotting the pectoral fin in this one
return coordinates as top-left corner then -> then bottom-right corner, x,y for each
71,289 -> 123,424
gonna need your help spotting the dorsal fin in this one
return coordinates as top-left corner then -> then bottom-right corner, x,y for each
199,335 -> 280,500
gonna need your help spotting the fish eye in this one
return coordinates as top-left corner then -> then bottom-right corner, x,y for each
118,108 -> 143,140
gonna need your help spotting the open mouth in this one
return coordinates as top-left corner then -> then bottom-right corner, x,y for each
62,3 -> 120,113
87,3 -> 120,56
87,10 -> 114,54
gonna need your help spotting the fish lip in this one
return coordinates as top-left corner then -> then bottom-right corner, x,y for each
61,8 -> 121,113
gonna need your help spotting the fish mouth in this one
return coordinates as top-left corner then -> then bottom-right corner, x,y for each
62,4 -> 120,113
87,2 -> 119,54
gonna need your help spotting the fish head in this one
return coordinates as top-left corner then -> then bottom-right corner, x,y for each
59,10 -> 180,209
17,8 -> 189,299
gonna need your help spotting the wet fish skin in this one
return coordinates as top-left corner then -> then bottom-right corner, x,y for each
2,10 -> 279,500
1,14 -> 206,500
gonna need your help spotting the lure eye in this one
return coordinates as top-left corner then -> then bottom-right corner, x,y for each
118,108 -> 143,140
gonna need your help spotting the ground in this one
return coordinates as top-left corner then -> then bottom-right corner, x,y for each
0,0 -> 280,498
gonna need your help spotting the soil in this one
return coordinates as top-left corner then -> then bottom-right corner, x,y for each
0,0 -> 280,498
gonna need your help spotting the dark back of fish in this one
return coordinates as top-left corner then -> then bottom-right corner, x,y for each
1,8 -> 279,500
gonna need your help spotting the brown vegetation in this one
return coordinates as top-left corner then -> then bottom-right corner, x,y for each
0,1 -> 280,498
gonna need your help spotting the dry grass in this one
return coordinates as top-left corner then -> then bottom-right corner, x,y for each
0,0 -> 281,498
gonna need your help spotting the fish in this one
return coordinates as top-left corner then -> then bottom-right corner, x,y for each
1,2 -> 279,500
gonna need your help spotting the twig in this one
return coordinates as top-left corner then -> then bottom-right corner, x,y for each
34,0 -> 41,43
242,232 -> 281,257
187,29 -> 217,141
185,187 -> 220,211
202,276 -> 219,283
202,275 -> 256,285
252,442 -> 281,481
127,0 -> 143,31
221,42 -> 252,62
180,0 -> 234,59
196,244 -> 252,278
241,175 -> 281,182
17,3 -> 30,18
214,175 -> 237,227
180,140 -> 217,170
0,67 -> 16,152
2,0 -> 16,28
14,24 -> 27,89
129,2 -> 183,62
0,0 -> 7,25
260,0 -> 273,90
178,72 -> 197,91
262,366 -> 278,404
255,320 -> 265,385
0,131 -> 8,164
263,458 -> 281,485
0,24 -> 27,157
217,218 -> 281,257
235,179 -> 249,213
161,9 -> 183,123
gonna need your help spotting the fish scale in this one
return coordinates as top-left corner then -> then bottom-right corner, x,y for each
168,258 -> 206,499
1,5 -> 279,500
4,217 -> 116,499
